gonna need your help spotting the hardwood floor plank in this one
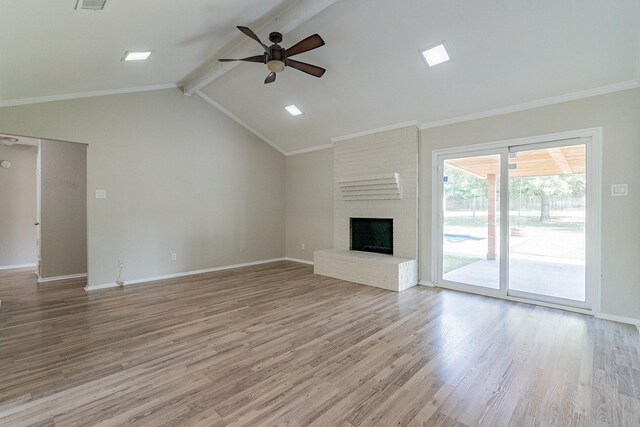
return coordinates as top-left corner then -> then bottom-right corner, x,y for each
1,262 -> 639,426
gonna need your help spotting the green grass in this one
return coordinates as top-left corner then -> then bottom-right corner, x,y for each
443,254 -> 482,274
444,213 -> 585,232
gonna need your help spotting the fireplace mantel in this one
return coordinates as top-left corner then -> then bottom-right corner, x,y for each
337,173 -> 401,201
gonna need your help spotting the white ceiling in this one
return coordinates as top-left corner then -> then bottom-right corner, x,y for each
201,0 -> 640,152
0,0 -> 296,100
2,0 -> 639,153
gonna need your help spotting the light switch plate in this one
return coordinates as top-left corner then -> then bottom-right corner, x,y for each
95,190 -> 107,199
611,184 -> 628,197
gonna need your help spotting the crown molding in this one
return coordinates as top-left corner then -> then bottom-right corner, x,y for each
330,120 -> 418,143
0,83 -> 179,108
419,80 -> 640,130
285,143 -> 334,156
195,90 -> 287,156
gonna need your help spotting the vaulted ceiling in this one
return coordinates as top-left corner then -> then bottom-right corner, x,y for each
0,0 -> 297,100
2,0 -> 640,154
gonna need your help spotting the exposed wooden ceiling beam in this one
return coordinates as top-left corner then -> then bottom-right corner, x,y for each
182,0 -> 341,95
547,147 -> 573,174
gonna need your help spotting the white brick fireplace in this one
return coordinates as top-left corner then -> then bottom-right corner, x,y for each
314,125 -> 419,291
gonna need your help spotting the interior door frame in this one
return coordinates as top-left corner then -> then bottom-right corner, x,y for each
431,128 -> 602,314
36,139 -> 42,279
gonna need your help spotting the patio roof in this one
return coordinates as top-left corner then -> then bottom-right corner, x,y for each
447,144 -> 586,178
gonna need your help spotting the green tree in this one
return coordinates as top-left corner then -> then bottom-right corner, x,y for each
443,166 -> 488,216
511,174 -> 585,222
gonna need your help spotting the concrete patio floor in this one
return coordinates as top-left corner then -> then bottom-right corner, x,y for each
443,257 -> 586,301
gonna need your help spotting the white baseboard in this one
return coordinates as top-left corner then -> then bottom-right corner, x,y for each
85,257 -> 287,291
418,280 -> 435,287
37,273 -> 87,283
284,257 -> 314,265
595,312 -> 640,332
0,263 -> 37,271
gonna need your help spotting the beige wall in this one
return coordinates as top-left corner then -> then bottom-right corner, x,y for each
0,88 -> 286,287
0,145 -> 37,267
285,148 -> 333,261
284,88 -> 640,319
40,140 -> 87,278
420,87 -> 640,319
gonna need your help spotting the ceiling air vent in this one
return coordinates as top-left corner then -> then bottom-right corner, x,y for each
75,0 -> 108,10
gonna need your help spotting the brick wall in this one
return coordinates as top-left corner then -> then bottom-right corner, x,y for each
333,126 -> 419,259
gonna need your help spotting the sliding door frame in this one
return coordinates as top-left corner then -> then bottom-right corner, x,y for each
434,147 -> 508,297
431,128 -> 602,314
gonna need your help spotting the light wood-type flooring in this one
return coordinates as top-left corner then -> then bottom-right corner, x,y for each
1,261 -> 639,426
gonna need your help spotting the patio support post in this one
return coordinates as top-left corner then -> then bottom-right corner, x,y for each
487,173 -> 497,260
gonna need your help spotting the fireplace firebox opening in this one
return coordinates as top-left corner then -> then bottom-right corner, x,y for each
350,218 -> 393,255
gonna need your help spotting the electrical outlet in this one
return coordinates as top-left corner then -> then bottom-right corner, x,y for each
301,243 -> 305,250
171,253 -> 177,261
117,259 -> 124,268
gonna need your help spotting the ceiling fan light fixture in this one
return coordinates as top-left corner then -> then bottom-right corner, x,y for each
267,60 -> 286,73
220,26 -> 325,83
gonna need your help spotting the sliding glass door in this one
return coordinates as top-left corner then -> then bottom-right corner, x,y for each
435,134 -> 597,310
507,142 -> 587,303
441,152 -> 504,291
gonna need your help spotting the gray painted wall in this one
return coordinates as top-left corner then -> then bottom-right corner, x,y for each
40,140 -> 87,278
285,148 -> 333,261
0,88 -> 286,287
0,145 -> 37,267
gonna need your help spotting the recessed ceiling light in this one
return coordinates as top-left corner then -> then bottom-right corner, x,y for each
421,43 -> 450,67
285,105 -> 303,116
122,51 -> 152,61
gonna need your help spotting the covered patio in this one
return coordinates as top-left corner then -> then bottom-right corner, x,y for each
442,144 -> 586,301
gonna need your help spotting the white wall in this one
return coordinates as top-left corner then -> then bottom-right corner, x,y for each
333,126 -> 419,259
0,144 -> 37,267
420,88 -> 640,319
40,140 -> 87,279
0,88 -> 286,287
285,148 -> 333,262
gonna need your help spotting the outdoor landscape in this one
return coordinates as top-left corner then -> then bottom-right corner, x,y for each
442,162 -> 586,300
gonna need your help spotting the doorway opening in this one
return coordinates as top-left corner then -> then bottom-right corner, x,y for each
0,133 -> 88,284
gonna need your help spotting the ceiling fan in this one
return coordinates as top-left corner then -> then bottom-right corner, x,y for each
219,26 -> 326,84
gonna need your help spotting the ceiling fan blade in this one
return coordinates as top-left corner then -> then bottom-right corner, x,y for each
264,72 -> 276,84
218,55 -> 265,63
237,26 -> 269,52
286,59 -> 326,78
285,34 -> 325,57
